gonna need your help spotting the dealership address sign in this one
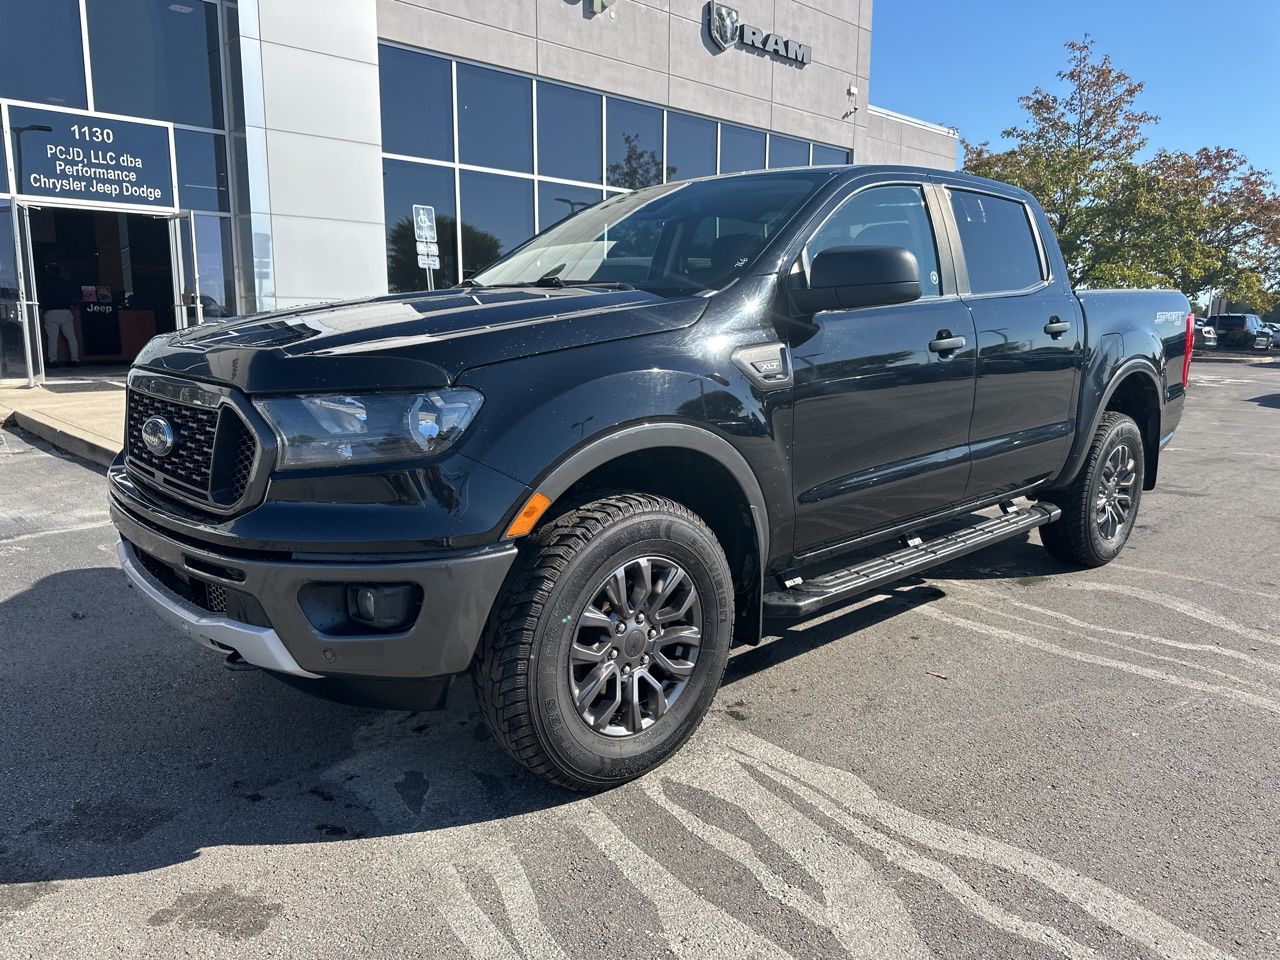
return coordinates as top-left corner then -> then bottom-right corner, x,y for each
4,104 -> 175,208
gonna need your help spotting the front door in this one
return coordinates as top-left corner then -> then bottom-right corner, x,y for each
790,182 -> 978,557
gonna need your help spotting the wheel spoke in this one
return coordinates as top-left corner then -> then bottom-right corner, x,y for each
571,640 -> 609,665
660,625 -> 702,648
652,648 -> 695,679
576,661 -> 617,710
657,590 -> 696,624
626,674 -> 644,733
637,669 -> 668,720
578,604 -> 613,632
604,568 -> 631,617
590,682 -> 622,732
651,567 -> 685,613
631,558 -> 653,613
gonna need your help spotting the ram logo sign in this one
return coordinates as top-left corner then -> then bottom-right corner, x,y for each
705,2 -> 812,65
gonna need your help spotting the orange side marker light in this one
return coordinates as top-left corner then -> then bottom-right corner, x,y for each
506,492 -> 551,538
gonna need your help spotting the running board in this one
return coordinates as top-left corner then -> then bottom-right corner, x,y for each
763,503 -> 1061,618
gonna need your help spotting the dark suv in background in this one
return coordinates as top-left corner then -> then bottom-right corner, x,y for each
1209,314 -> 1271,351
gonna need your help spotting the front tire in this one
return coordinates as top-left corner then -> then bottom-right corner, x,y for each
473,494 -> 733,791
1040,411 -> 1145,568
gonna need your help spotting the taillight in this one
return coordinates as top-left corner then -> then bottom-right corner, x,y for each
1182,311 -> 1194,388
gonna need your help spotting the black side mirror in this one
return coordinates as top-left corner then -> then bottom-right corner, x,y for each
790,245 -> 923,315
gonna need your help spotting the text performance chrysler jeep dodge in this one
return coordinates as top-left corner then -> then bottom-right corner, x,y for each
110,166 -> 1192,789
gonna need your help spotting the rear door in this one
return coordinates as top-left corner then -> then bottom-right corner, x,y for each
937,182 -> 1083,498
789,180 -> 978,557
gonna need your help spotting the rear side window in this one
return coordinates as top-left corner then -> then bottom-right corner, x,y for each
949,190 -> 1044,294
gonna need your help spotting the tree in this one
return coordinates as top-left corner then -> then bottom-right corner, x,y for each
607,133 -> 673,190
964,36 -> 1157,288
964,37 -> 1280,311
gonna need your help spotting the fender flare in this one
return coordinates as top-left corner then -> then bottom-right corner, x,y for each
1055,357 -> 1163,488
534,422 -> 771,564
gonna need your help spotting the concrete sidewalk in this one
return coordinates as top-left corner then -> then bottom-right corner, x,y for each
0,376 -> 125,467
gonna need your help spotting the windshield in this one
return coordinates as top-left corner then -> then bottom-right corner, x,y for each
471,171 -> 833,296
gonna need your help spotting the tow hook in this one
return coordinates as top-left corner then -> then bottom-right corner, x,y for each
224,651 -> 258,672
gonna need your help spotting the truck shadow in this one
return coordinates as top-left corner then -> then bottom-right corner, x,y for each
732,529 -> 1069,682
0,566 -> 568,887
1,530 -> 1070,886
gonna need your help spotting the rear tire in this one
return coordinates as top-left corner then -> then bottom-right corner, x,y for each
472,494 -> 733,791
1040,411 -> 1144,568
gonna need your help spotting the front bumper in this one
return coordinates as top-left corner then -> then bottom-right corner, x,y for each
112,501 -> 517,680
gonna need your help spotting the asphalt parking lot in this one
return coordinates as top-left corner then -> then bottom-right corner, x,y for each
2,362 -> 1279,959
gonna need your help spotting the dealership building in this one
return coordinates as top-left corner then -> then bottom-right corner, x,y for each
0,0 -> 958,386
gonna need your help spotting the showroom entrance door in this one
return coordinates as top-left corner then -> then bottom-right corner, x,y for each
5,202 -> 204,381
1,201 -> 43,385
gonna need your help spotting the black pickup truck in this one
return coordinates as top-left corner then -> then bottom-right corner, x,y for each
110,166 -> 1193,789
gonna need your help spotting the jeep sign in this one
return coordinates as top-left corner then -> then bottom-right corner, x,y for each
706,2 -> 812,65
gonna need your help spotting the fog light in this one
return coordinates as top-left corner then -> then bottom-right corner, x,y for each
346,583 -> 419,630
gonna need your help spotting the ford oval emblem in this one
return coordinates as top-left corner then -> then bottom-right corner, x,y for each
141,416 -> 175,457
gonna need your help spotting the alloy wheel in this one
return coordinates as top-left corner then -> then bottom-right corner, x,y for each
1095,442 -> 1137,541
568,556 -> 702,738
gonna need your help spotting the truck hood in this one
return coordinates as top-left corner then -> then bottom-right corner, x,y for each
133,286 -> 708,394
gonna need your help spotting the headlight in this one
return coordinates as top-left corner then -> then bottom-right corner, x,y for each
255,389 -> 483,469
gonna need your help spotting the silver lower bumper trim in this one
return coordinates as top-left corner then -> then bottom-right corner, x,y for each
117,540 -> 321,679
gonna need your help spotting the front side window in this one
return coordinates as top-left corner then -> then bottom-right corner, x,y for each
88,0 -> 224,128
474,171 -> 831,297
949,190 -> 1044,294
807,184 -> 942,298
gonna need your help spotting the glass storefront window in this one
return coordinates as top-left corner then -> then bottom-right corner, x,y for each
0,0 -> 87,109
769,135 -> 809,169
383,158 -> 458,292
457,65 -> 532,173
538,182 -> 601,230
194,215 -> 235,318
720,125 -> 765,174
459,170 -> 532,278
379,45 -> 454,162
175,130 -> 230,213
87,0 -> 224,129
812,144 -> 851,165
537,83 -> 601,184
606,99 -> 664,189
666,113 -> 716,182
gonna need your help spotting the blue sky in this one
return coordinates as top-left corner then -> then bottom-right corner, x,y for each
870,0 -> 1280,176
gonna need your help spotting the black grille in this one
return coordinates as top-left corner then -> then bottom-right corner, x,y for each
126,386 -> 259,509
132,545 -> 227,615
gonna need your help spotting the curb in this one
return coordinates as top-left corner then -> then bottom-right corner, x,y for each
1193,354 -> 1277,365
3,407 -> 120,467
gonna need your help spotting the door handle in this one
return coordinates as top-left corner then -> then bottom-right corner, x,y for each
1044,317 -> 1071,338
928,335 -> 966,354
